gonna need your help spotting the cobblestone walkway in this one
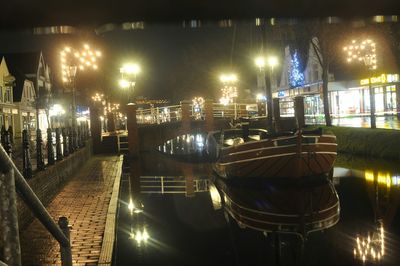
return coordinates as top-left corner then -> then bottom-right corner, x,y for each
20,155 -> 123,266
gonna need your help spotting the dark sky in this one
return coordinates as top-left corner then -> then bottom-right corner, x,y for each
0,22 -> 268,103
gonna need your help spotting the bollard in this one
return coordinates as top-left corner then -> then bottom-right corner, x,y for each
36,129 -> 45,170
22,130 -> 32,178
204,99 -> 214,132
58,217 -> 72,266
62,128 -> 69,157
294,96 -> 305,129
8,126 -> 14,144
56,128 -> 63,161
2,128 -> 12,156
90,106 -> 102,154
73,127 -> 78,151
1,125 -> 6,147
0,168 -> 22,266
47,128 -> 55,165
68,127 -> 75,154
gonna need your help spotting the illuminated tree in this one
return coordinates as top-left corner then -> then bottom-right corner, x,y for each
289,50 -> 305,88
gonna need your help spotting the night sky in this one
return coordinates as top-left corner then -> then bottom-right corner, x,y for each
0,22 -> 270,104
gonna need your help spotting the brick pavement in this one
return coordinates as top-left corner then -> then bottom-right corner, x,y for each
19,155 -> 123,266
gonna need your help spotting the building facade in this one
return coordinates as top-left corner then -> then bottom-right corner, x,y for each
2,52 -> 53,133
274,38 -> 400,119
0,57 -> 18,134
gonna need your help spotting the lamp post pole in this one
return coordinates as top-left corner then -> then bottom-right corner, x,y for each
344,39 -> 377,129
369,75 -> 376,129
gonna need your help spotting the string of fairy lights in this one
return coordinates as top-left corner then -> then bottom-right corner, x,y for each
343,39 -> 377,70
60,44 -> 101,83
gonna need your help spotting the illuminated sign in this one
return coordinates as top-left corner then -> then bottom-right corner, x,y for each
278,91 -> 286,97
360,74 -> 399,85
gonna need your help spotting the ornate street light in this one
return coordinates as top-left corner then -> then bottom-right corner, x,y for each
119,63 -> 141,103
343,38 -> 377,128
60,44 -> 101,137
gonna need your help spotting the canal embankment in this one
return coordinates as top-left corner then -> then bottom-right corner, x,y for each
316,126 -> 400,160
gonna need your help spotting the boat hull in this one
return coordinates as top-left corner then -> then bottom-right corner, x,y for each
210,130 -> 337,179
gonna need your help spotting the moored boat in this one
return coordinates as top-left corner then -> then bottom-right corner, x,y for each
206,127 -> 337,179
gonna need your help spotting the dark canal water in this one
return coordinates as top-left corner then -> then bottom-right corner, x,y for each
113,134 -> 400,266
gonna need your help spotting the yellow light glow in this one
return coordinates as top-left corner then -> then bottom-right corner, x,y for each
93,64 -> 98,70
95,51 -> 101,57
219,73 -> 238,83
267,56 -> 278,67
84,44 -> 90,50
255,56 -> 266,68
120,63 -> 141,75
119,79 -> 130,88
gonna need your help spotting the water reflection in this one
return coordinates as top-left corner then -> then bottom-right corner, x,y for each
115,139 -> 400,265
157,133 -> 208,162
211,177 -> 340,239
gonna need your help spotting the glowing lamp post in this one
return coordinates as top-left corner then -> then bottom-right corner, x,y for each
254,55 -> 278,127
119,63 -> 141,104
60,44 -> 101,135
343,39 -> 377,128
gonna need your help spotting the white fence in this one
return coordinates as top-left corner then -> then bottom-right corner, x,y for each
136,105 -> 182,124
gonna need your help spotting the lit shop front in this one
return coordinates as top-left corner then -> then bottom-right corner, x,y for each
330,74 -> 399,116
274,74 -> 399,117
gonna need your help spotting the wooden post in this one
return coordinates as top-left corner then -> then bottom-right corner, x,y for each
273,98 -> 281,132
294,96 -> 305,129
126,103 -> 139,157
90,105 -> 102,154
107,112 -> 116,133
204,99 -> 214,132
180,100 -> 191,134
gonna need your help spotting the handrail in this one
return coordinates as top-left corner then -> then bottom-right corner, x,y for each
0,144 -> 72,265
0,260 -> 8,266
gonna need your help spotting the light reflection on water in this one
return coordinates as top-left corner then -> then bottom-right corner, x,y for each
115,138 -> 400,265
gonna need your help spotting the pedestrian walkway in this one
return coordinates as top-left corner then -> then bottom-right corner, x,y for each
19,155 -> 123,265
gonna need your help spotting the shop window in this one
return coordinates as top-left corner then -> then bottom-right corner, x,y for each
374,87 -> 383,94
5,88 -> 12,103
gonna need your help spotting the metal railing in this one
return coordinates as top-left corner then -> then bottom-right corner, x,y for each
213,103 -> 258,119
0,144 -> 72,266
136,105 -> 182,124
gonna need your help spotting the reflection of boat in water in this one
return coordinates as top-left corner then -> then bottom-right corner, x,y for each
210,176 -> 340,238
206,127 -> 337,179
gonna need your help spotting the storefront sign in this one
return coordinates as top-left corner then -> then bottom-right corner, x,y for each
12,109 -> 18,114
360,74 -> 399,85
278,91 -> 286,97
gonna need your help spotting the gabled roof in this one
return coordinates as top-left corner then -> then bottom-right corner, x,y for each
6,62 -> 28,102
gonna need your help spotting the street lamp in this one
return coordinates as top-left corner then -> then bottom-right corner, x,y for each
60,44 -> 101,146
254,55 -> 278,128
120,63 -> 141,104
343,39 -> 377,128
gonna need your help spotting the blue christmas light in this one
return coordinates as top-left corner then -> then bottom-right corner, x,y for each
289,50 -> 304,88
